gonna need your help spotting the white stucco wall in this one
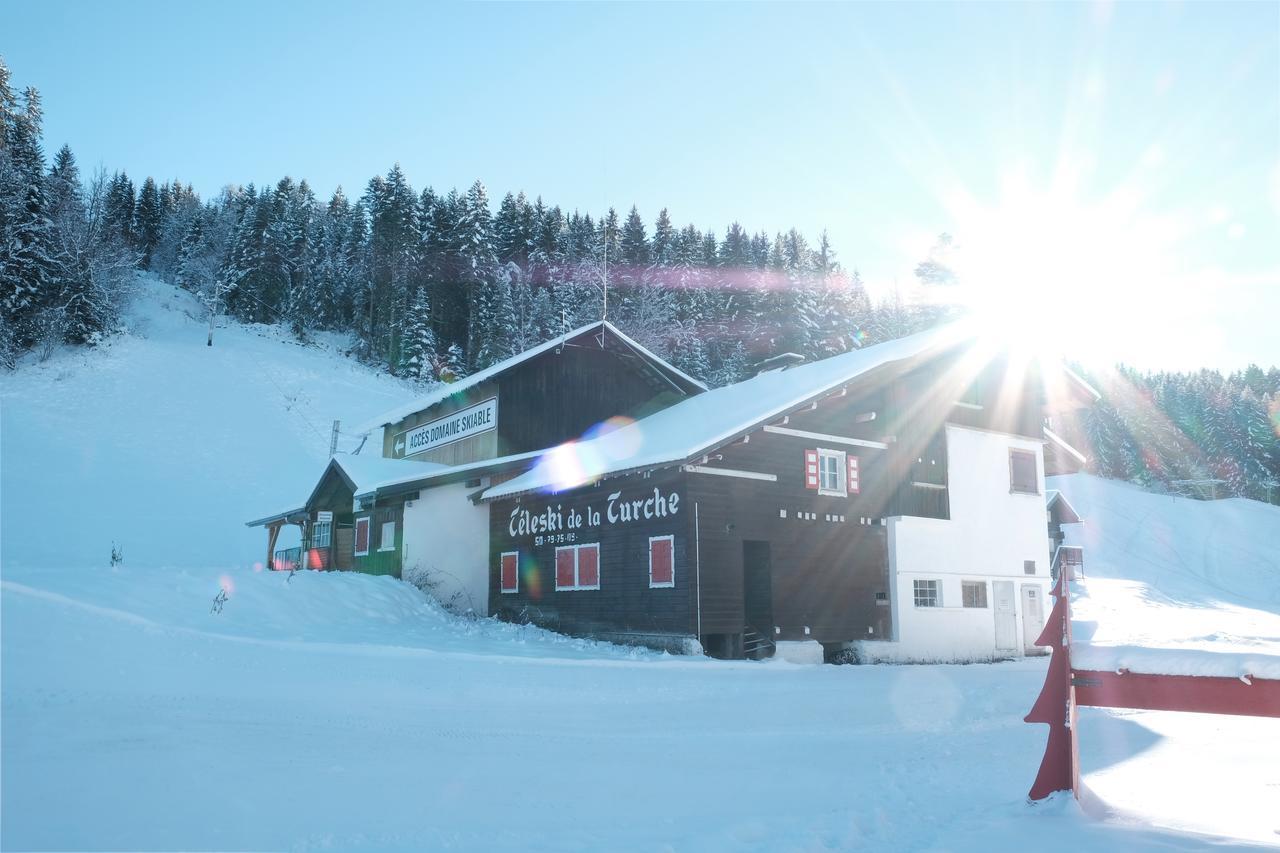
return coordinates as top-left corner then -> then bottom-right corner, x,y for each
400,481 -> 491,616
866,424 -> 1051,663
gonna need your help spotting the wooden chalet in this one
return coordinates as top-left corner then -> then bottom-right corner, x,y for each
249,319 -> 1097,662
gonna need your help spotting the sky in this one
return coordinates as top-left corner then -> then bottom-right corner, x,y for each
6,1 -> 1278,370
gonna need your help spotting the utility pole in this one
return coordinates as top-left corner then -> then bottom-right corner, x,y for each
329,420 -> 340,458
601,235 -> 609,321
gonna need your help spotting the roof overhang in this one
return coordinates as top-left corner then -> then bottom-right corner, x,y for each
245,507 -> 309,528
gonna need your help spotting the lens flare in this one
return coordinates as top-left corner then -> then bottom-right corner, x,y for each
527,416 -> 642,493
219,574 -> 234,596
522,557 -> 542,600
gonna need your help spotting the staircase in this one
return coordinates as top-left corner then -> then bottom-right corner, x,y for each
742,625 -> 776,660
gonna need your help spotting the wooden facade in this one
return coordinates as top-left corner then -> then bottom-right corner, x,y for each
487,345 -> 1058,658
380,325 -> 702,466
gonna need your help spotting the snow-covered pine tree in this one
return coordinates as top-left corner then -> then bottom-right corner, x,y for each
399,287 -> 439,382
133,177 -> 163,269
456,180 -> 497,368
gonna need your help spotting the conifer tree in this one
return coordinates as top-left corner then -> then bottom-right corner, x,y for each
133,177 -> 163,268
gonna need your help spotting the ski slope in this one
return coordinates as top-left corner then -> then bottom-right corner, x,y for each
2,282 -> 1278,851
0,276 -> 415,570
1050,473 -> 1280,679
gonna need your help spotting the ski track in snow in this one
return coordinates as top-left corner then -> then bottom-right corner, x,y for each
2,280 -> 1278,851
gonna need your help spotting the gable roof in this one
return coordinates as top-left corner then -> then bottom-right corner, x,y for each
482,321 -> 976,502
309,453 -> 447,506
353,321 -> 707,435
1046,489 -> 1083,523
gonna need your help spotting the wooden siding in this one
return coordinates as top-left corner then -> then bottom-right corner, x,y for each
352,503 -> 405,577
487,470 -> 696,640
382,340 -> 694,466
687,434 -> 892,642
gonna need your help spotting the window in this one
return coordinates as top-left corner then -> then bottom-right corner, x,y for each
1009,449 -> 1039,494
913,579 -> 940,608
500,551 -> 519,593
354,517 -> 370,557
649,535 -> 675,588
555,543 -> 600,591
378,520 -> 396,552
962,581 -> 988,608
1024,560 -> 1037,575
312,520 -> 332,548
806,448 -> 845,496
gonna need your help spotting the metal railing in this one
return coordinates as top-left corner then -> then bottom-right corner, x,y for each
1052,545 -> 1084,580
272,547 -> 302,571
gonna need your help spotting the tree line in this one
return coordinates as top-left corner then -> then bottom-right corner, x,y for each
1077,364 -> 1280,503
0,56 -> 947,384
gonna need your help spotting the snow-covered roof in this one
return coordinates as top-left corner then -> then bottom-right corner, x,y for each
351,449 -> 546,500
483,321 -> 977,502
352,321 -> 707,435
1044,426 -> 1087,466
327,453 -> 448,495
1045,489 -> 1083,523
1062,364 -> 1102,402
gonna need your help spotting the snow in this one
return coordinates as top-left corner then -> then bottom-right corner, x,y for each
3,284 -> 1278,850
1050,473 -> 1280,681
351,319 -> 706,436
0,277 -> 417,568
485,321 -> 977,500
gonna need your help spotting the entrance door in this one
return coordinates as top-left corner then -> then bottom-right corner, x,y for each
1021,584 -> 1045,653
993,580 -> 1017,654
742,541 -> 774,655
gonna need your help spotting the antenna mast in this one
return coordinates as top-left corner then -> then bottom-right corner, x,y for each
601,235 -> 609,321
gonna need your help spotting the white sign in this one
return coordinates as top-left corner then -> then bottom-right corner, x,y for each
316,511 -> 333,523
397,397 -> 498,457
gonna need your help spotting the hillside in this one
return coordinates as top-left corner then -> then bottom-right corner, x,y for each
2,284 -> 1278,851
1,276 -> 414,569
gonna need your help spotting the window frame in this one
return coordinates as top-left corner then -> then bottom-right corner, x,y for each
554,542 -> 601,592
499,550 -> 519,594
312,520 -> 332,548
913,578 -> 940,608
648,534 -> 675,589
961,580 -> 988,609
354,516 -> 370,557
1009,448 -> 1040,495
378,519 -> 397,552
817,447 -> 847,497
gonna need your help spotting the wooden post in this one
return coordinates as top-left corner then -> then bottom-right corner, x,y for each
266,522 -> 281,570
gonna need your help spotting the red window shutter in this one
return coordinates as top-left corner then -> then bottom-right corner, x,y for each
848,456 -> 860,495
804,449 -> 820,489
354,518 -> 370,554
500,552 -> 518,593
650,537 -> 674,587
556,548 -> 576,589
578,545 -> 599,588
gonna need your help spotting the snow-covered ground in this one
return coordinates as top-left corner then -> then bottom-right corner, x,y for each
2,281 -> 1278,851
1052,473 -> 1280,680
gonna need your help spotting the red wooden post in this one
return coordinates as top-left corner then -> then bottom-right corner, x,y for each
1024,570 -> 1078,800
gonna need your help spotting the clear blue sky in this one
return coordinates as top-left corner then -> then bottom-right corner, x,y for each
7,1 -> 1278,369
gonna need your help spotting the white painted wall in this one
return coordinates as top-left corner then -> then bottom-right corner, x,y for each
400,481 -> 491,616
866,425 -> 1052,663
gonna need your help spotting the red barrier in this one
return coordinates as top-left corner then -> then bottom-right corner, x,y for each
1024,571 -> 1280,800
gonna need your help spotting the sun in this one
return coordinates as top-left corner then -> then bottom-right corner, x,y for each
929,164 -> 1190,368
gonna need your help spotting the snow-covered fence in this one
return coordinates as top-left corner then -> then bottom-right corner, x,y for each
1024,570 -> 1280,801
